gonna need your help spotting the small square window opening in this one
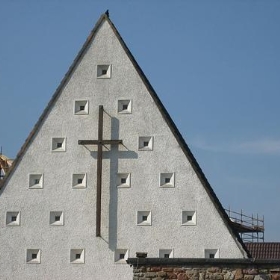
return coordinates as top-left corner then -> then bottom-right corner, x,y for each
50,211 -> 64,226
118,100 -> 132,114
209,254 -> 215,259
114,249 -> 128,263
137,211 -> 152,226
70,249 -> 85,264
74,100 -> 89,115
139,137 -> 153,151
182,211 -> 196,226
6,211 -> 20,226
97,65 -> 111,78
29,174 -> 43,189
142,215 -> 148,221
52,138 -> 66,152
32,254 -> 37,259
159,249 -> 173,258
117,173 -> 131,188
72,174 -> 87,189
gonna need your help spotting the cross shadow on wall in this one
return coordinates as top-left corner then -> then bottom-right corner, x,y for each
90,114 -> 138,251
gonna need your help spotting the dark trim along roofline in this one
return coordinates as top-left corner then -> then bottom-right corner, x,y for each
127,258 -> 280,267
0,13 -> 250,258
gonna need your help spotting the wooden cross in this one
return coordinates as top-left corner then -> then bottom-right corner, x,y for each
78,105 -> 123,237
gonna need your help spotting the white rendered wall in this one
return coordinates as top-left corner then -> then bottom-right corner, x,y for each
0,19 -> 246,280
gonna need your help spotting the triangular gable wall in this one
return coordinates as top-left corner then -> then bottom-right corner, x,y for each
0,13 -> 249,280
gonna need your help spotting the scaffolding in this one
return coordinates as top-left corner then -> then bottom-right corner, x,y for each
225,208 -> 264,243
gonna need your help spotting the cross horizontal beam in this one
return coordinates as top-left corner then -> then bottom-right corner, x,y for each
78,140 -> 123,145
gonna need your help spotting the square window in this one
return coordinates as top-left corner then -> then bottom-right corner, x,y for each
52,138 -> 66,152
139,136 -> 153,151
117,173 -> 131,188
97,65 -> 111,78
26,249 -> 41,264
118,100 -> 132,114
50,211 -> 64,226
159,249 -> 173,258
70,249 -> 85,264
205,249 -> 219,259
29,174 -> 43,189
182,211 -> 196,226
142,215 -> 148,221
137,211 -> 152,226
114,249 -> 128,263
72,173 -> 87,189
6,211 -> 20,226
165,177 -> 171,184
160,173 -> 175,188
74,100 -> 89,115
11,216 -> 17,222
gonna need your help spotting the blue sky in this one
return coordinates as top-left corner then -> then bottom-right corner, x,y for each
0,1 -> 280,241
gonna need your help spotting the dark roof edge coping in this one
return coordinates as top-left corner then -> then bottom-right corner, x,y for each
127,258 -> 280,266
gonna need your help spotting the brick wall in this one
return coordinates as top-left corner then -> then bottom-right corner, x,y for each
127,258 -> 280,280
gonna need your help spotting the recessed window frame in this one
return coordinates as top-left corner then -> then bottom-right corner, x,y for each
114,249 -> 128,263
138,136 -> 154,151
118,100 -> 132,114
97,64 -> 111,79
159,249 -> 174,258
51,137 -> 66,152
160,173 -> 175,188
182,210 -> 197,226
137,211 -> 152,226
70,249 -> 85,264
26,249 -> 41,264
205,249 -> 219,259
50,211 -> 64,226
74,100 -> 89,115
72,173 -> 87,189
117,173 -> 131,188
29,174 -> 43,189
6,211 -> 20,226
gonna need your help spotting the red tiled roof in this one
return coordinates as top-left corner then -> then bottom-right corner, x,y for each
246,243 -> 280,259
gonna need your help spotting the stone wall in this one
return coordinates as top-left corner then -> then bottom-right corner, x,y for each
127,258 -> 280,280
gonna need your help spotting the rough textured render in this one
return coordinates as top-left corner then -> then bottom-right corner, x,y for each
0,13 -> 249,280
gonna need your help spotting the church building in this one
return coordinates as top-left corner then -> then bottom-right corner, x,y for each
0,13 -> 249,280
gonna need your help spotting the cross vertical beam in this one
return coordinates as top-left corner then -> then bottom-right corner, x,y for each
96,105 -> 103,237
78,105 -> 123,237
